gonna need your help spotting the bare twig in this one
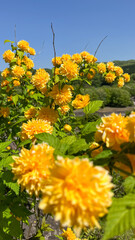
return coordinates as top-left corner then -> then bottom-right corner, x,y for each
94,35 -> 108,56
51,22 -> 56,78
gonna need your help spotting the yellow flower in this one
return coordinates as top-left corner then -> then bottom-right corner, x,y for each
97,63 -> 106,74
118,77 -> 124,88
24,107 -> 37,119
11,143 -> 55,196
1,68 -> 10,78
62,228 -> 77,240
114,66 -> 123,76
13,80 -> 20,87
58,104 -> 70,115
52,57 -> 62,66
12,65 -> 25,78
72,94 -> 90,109
0,107 -> 10,118
107,62 -> 114,71
89,142 -> 103,158
17,40 -> 29,51
85,55 -> 97,64
123,73 -> 130,82
20,119 -> 53,141
60,60 -> 79,80
1,80 -> 9,87
80,51 -> 90,59
87,68 -> 96,80
126,112 -> 135,142
31,69 -> 50,94
3,50 -> 15,63
26,71 -> 32,78
16,57 -> 22,66
64,124 -> 72,132
7,146 -> 11,150
95,113 -> 129,151
48,84 -> 73,106
22,56 -> 34,69
54,68 -> 60,75
61,54 -> 71,62
27,47 -> 36,55
37,106 -> 58,124
105,72 -> 116,83
39,157 -> 113,233
72,53 -> 82,64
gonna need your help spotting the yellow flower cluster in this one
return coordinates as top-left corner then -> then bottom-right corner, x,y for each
12,65 -> 25,78
13,80 -> 20,87
17,40 -> 36,55
72,94 -> 90,109
22,56 -> 34,69
72,53 -> 82,64
20,119 -> 53,141
3,50 -> 15,63
11,143 -> 54,196
87,68 -> 96,80
1,80 -> 9,87
60,60 -> 79,80
31,69 -> 50,94
105,72 -> 116,83
0,107 -> 10,118
95,113 -> 130,151
37,106 -> 58,124
24,107 -> 37,119
48,84 -> 73,106
97,63 -> 106,74
39,156 -> 113,233
1,68 -> 10,78
52,56 -> 62,66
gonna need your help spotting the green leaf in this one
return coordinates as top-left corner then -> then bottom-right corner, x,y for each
123,176 -> 135,194
4,40 -> 14,44
68,139 -> 88,155
17,50 -> 24,59
12,95 -> 18,106
2,171 -> 19,195
103,194 -> 135,240
60,135 -> 76,145
121,142 -> 135,154
36,132 -> 60,148
81,119 -> 101,135
0,156 -> 14,169
18,139 -> 31,147
83,100 -> 103,115
0,141 -> 12,153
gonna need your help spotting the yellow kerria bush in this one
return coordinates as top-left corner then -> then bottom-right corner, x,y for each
60,60 -> 79,80
95,113 -> 129,151
107,62 -> 115,71
97,63 -> 106,74
12,65 -> 25,78
3,50 -> 15,63
20,119 -> 53,141
72,53 -> 82,64
52,56 -> 62,66
1,68 -> 10,78
123,73 -> 130,82
126,111 -> 135,142
114,66 -> 123,76
24,107 -> 37,119
118,77 -> 124,88
39,156 -> 113,234
22,56 -> 34,69
87,68 -> 96,80
11,143 -> 55,196
13,80 -> 20,87
72,94 -> 90,109
37,106 -> 58,124
48,84 -> 73,106
105,72 -> 116,83
0,107 -> 10,118
31,68 -> 50,94
17,40 -> 29,52
27,47 -> 36,55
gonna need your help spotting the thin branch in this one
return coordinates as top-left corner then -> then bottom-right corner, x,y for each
51,22 -> 56,78
94,35 -> 108,56
14,24 -> 17,47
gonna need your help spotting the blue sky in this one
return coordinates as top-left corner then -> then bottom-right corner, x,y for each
0,0 -> 135,70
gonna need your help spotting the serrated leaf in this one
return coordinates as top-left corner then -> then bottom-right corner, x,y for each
102,194 -> 135,240
60,135 -> 76,145
12,95 -> 18,106
83,100 -> 103,115
123,176 -> 135,194
18,139 -> 31,147
68,139 -> 88,155
36,132 -> 60,148
81,119 -> 101,135
4,40 -> 14,44
0,156 -> 14,168
17,50 -> 24,59
0,141 -> 12,153
2,171 -> 19,195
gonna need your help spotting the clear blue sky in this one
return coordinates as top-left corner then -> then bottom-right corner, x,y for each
0,0 -> 135,70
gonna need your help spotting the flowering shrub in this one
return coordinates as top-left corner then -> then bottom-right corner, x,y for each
0,39 -> 135,240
